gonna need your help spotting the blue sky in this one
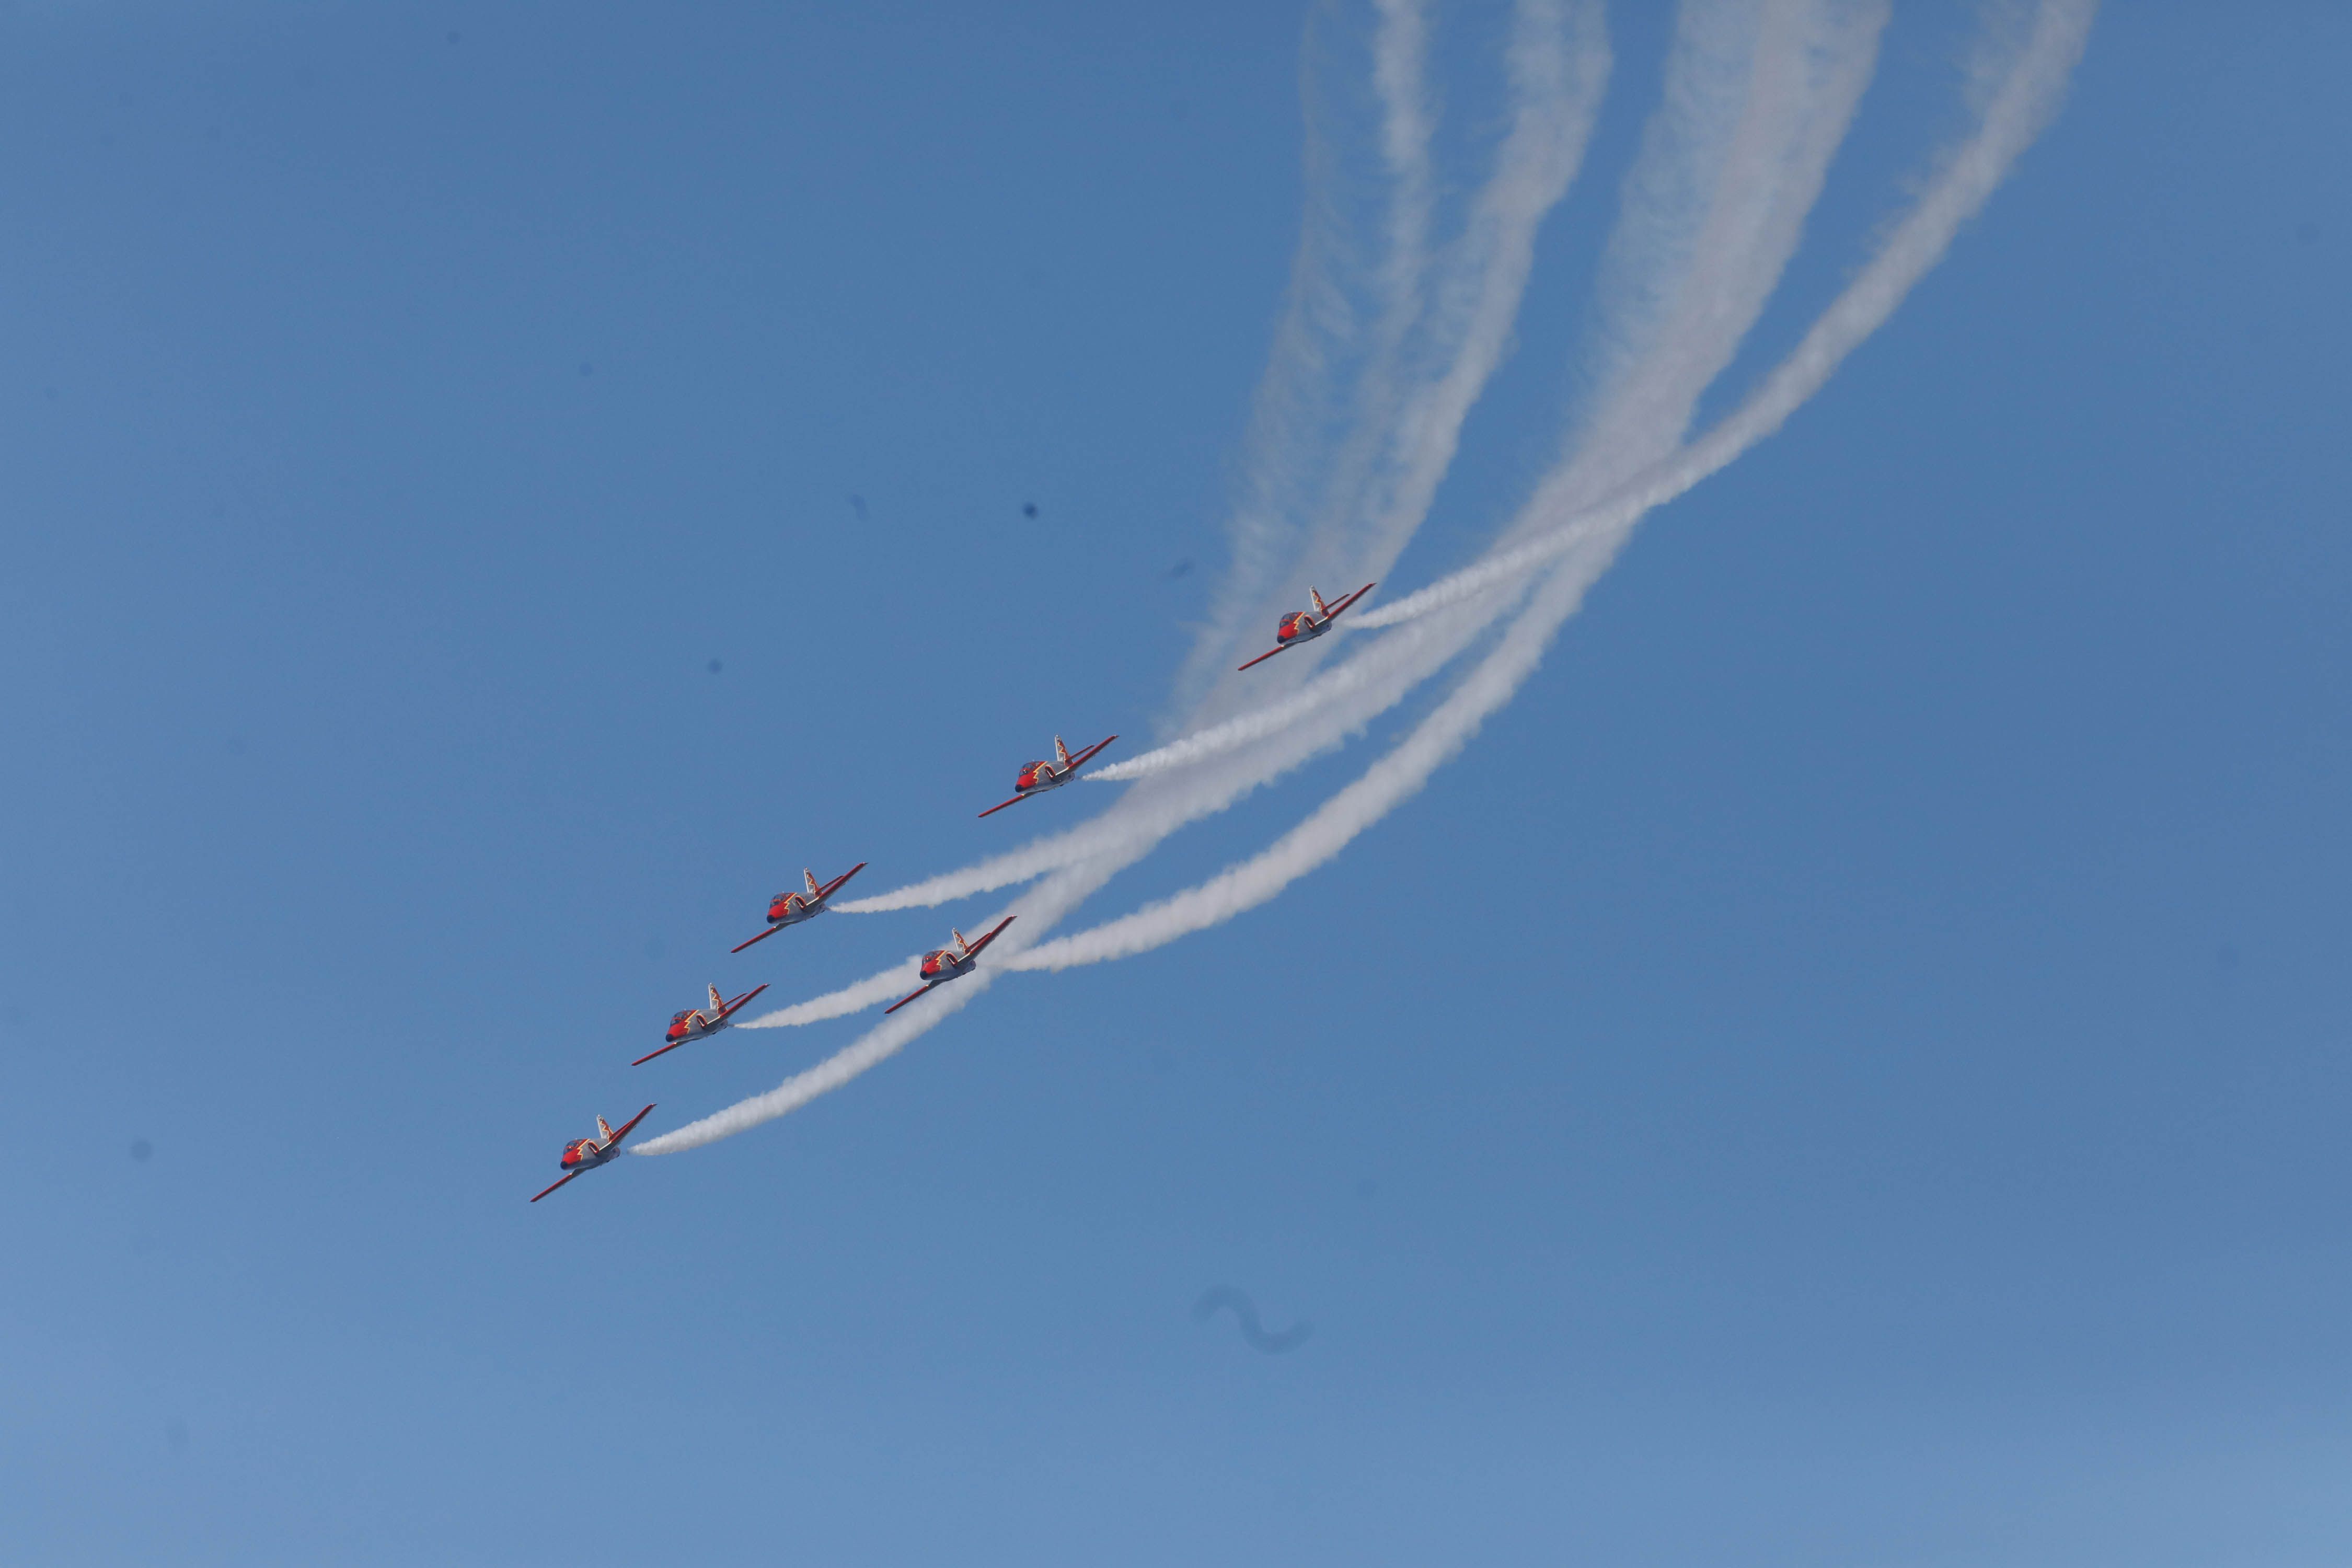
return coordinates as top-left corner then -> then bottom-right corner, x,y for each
3,3 -> 2349,1564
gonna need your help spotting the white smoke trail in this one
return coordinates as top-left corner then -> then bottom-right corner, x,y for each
643,2 -> 1604,1148
735,960 -> 918,1029
637,974 -> 996,1151
647,0 -> 1834,1135
1011,0 -> 2092,973
918,0 -> 1875,830
1359,0 -> 2096,629
1165,0 -> 1444,721
640,0 -> 2092,1154
839,0 -> 1606,910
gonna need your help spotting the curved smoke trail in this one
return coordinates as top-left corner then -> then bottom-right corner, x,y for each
1013,0 -> 2093,974
638,0 -> 2091,1156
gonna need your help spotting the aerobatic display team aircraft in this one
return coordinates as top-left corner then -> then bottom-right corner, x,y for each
633,983 -> 771,1066
884,916 -> 1017,1013
731,861 -> 868,952
534,581 -> 1383,1197
978,734 -> 1118,817
1237,582 -> 1377,671
531,1105 -> 655,1202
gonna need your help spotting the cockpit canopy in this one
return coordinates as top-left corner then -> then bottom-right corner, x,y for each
670,1010 -> 693,1024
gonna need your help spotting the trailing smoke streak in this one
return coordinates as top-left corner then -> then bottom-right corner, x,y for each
648,0 -> 1837,1129
1011,0 -> 2091,974
642,4 -> 1600,1146
1357,0 -> 2095,629
1246,0 -> 1609,704
736,961 -> 917,1030
638,0 -> 2092,1155
636,974 -> 995,1152
639,842 -> 1149,1154
808,0 -> 1873,924
840,0 -> 1605,910
838,586 -> 1529,911
1167,0 -> 1443,722
1090,0 -> 1874,790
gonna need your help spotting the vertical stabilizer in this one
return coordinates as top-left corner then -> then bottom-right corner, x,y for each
597,1115 -> 616,1144
805,868 -> 822,897
1310,586 -> 1330,618
952,928 -> 969,955
1054,735 -> 1071,768
707,984 -> 725,1013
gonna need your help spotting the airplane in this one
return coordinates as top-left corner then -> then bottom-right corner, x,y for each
632,983 -> 771,1066
530,1104 -> 655,1202
731,861 -> 869,953
1236,582 -> 1377,671
977,734 -> 1118,818
883,915 -> 1017,1013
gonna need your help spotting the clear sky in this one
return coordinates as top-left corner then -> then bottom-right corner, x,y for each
3,4 -> 2348,1564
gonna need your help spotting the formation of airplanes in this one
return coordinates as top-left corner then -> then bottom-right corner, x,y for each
534,583 -> 1376,1201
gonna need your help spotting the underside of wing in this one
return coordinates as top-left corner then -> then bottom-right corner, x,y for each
606,1104 -> 657,1146
730,923 -> 783,954
882,985 -> 928,1015
1065,735 -> 1117,771
1236,644 -> 1287,672
977,793 -> 1029,818
529,1170 -> 584,1203
816,862 -> 868,901
720,983 -> 770,1017
631,1037 -> 689,1067
961,914 -> 1017,958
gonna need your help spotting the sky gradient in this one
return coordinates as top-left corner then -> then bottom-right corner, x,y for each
3,4 -> 2349,1564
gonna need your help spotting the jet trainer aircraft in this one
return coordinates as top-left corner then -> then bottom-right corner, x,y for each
1237,582 -> 1376,671
977,734 -> 1118,818
530,1104 -> 654,1202
884,916 -> 1017,1013
731,861 -> 869,952
633,983 -> 770,1066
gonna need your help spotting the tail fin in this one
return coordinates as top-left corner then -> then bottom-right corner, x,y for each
952,927 -> 969,954
1054,735 -> 1072,767
597,1115 -> 616,1144
708,984 -> 725,1013
1310,586 -> 1330,617
805,868 -> 822,897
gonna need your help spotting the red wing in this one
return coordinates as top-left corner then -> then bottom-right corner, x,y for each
882,985 -> 929,1015
1063,735 -> 1118,772
977,793 -> 1030,819
815,862 -> 868,901
730,923 -> 783,955
605,1104 -> 657,1146
1322,581 -> 1377,620
529,1170 -> 584,1203
959,915 -> 1017,960
1236,644 -> 1288,672
717,983 -> 770,1020
632,1037 -> 689,1067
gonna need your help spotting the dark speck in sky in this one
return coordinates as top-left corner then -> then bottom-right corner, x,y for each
849,494 -> 868,521
447,30 -> 462,44
131,1139 -> 153,1163
578,361 -> 594,377
1023,502 -> 1039,518
707,659 -> 723,674
1193,1287 -> 1312,1354
1167,559 -> 1193,579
